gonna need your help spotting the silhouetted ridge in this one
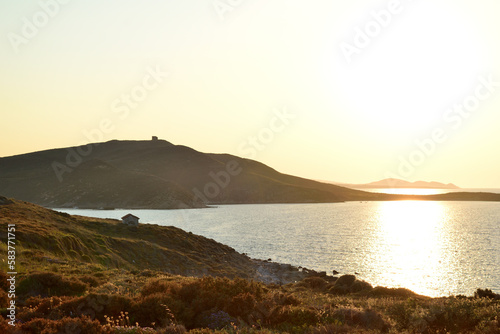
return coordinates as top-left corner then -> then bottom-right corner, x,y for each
0,139 -> 499,208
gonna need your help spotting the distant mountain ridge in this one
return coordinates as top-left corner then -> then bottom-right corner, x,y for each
334,178 -> 460,189
0,139 -> 498,209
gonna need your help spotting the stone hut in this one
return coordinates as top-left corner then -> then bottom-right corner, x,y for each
121,214 -> 140,226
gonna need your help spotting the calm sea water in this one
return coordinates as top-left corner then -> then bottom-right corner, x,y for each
56,194 -> 500,297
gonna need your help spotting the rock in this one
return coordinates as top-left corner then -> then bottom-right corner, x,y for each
329,285 -> 349,295
475,288 -> 500,300
335,274 -> 356,287
0,196 -> 13,206
298,276 -> 328,290
325,276 -> 338,283
332,270 -> 340,275
350,279 -> 373,293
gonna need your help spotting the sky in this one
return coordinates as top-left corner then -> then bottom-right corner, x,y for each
1,0 -> 500,188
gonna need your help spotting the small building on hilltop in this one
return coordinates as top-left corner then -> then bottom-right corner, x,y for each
121,214 -> 140,226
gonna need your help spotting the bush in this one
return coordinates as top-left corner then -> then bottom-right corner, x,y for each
55,293 -> 134,322
17,272 -> 88,297
230,292 -> 256,317
20,316 -> 106,334
475,288 -> 500,300
0,271 -> 9,291
79,275 -> 103,287
140,276 -> 266,328
335,275 -> 356,287
0,316 -> 13,334
133,293 -> 176,328
270,305 -> 320,327
298,277 -> 328,291
350,280 -> 373,293
328,275 -> 373,295
203,310 -> 237,330
367,286 -> 417,298
332,308 -> 388,332
18,296 -> 66,322
141,279 -> 181,297
0,290 -> 9,308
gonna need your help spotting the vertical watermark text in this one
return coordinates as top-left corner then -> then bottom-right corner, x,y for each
6,224 -> 17,327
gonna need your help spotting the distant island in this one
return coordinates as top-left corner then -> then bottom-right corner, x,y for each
331,178 -> 460,189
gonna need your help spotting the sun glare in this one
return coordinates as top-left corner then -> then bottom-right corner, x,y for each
336,3 -> 486,138
372,201 -> 448,296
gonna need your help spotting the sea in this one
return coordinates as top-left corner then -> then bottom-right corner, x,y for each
55,188 -> 500,298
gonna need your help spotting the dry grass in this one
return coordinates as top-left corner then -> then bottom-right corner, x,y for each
1,197 -> 499,333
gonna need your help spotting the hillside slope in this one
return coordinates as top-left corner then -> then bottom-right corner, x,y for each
0,196 -> 260,278
1,139 -> 499,209
0,140 -> 371,208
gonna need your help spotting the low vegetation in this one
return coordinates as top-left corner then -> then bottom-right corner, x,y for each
0,267 -> 499,333
0,197 -> 257,279
1,197 -> 499,333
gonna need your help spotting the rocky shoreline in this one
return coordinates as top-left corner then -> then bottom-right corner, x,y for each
252,259 -> 343,285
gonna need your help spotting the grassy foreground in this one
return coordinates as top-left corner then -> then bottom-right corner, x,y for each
1,197 -> 500,333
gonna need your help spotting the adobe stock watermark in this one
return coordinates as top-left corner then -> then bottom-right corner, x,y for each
385,74 -> 499,182
51,65 -> 168,182
191,106 -> 295,204
238,106 -> 296,160
7,0 -> 72,54
212,0 -> 244,21
340,0 -> 414,64
6,224 -> 17,327
177,106 -> 295,222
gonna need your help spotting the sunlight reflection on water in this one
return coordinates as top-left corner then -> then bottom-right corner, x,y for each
58,200 -> 500,297
368,201 -> 449,296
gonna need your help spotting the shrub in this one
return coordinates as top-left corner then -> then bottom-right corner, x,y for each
156,324 -> 187,334
298,277 -> 328,291
367,286 -> 417,298
350,280 -> 373,293
308,323 -> 373,334
133,293 -> 176,328
332,308 -> 388,332
141,279 -> 181,297
20,316 -> 106,334
18,296 -> 66,322
17,272 -> 88,297
229,292 -> 256,317
0,316 -> 13,334
0,271 -> 9,291
79,275 -> 104,288
203,310 -> 237,330
270,305 -> 320,327
0,289 -> 8,308
55,293 -> 134,322
475,288 -> 500,300
335,275 -> 356,287
270,292 -> 300,306
425,297 -> 482,333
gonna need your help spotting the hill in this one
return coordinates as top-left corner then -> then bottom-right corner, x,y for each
0,139 -> 372,208
0,196 -> 307,282
1,139 -> 499,209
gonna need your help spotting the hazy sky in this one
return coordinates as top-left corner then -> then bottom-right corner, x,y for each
1,0 -> 500,188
